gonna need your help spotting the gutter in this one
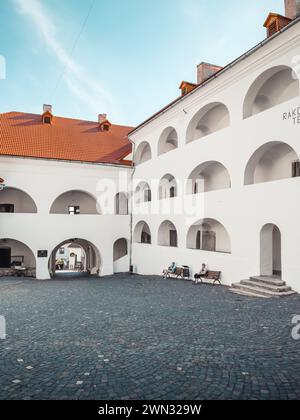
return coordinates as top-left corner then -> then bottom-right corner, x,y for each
129,15 -> 300,137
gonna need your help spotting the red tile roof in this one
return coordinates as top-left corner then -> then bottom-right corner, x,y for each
0,112 -> 133,165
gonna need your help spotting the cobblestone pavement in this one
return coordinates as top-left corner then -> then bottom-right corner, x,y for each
0,274 -> 300,400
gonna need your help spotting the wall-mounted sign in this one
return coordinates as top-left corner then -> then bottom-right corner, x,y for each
283,107 -> 300,125
37,250 -> 48,258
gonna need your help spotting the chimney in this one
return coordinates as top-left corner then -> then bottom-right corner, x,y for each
264,13 -> 291,38
98,114 -> 107,124
285,0 -> 300,19
179,81 -> 198,96
197,62 -> 223,85
43,104 -> 52,114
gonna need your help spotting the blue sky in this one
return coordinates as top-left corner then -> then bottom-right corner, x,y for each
0,0 -> 284,126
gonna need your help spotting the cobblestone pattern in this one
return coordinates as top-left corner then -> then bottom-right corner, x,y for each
0,274 -> 300,400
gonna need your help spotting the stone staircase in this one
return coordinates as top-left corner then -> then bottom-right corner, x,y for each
231,276 -> 297,298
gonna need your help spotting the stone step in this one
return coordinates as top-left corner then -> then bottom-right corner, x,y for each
230,288 -> 270,299
250,276 -> 286,287
231,283 -> 297,298
241,279 -> 292,293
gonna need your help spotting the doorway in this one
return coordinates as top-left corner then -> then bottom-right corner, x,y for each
260,224 -> 282,278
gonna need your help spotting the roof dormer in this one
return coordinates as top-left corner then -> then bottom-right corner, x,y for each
264,13 -> 291,38
179,81 -> 198,97
42,104 -> 53,124
98,114 -> 112,132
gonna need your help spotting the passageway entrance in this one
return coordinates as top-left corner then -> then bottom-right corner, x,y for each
49,239 -> 101,278
260,224 -> 282,278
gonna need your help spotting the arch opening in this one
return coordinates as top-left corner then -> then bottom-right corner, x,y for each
260,224 -> 282,279
135,142 -> 152,165
0,238 -> 36,277
158,220 -> 178,247
187,218 -> 231,253
134,221 -> 152,244
0,187 -> 37,213
187,161 -> 231,194
158,127 -> 178,156
243,66 -> 299,119
135,182 -> 152,204
159,174 -> 177,200
49,238 -> 101,278
244,142 -> 299,185
50,190 -> 100,215
113,238 -> 129,273
186,102 -> 230,144
115,193 -> 128,215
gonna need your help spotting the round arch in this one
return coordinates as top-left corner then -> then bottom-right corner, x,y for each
133,221 -> 152,244
135,142 -> 152,165
187,218 -> 231,253
0,238 -> 36,277
243,65 -> 299,119
0,187 -> 37,213
260,224 -> 282,278
158,127 -> 178,156
50,190 -> 101,214
186,102 -> 230,144
186,161 -> 231,194
48,238 -> 101,277
115,192 -> 128,215
244,141 -> 299,185
157,220 -> 178,247
159,174 -> 178,200
135,181 -> 152,204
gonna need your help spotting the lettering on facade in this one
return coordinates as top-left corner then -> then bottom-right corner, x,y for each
283,107 -> 300,125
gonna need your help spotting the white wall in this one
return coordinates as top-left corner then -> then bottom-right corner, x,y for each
129,21 -> 300,293
0,157 -> 131,279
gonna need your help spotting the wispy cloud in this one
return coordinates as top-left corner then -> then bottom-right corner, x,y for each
14,0 -> 115,118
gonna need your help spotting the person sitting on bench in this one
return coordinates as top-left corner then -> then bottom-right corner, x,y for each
193,264 -> 208,284
163,262 -> 177,279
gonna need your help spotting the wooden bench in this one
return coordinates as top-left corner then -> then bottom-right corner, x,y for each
197,271 -> 221,285
166,266 -> 190,280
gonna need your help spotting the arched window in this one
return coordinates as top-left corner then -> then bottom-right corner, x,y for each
133,221 -> 151,244
0,188 -> 37,213
135,142 -> 152,165
135,182 -> 152,204
186,161 -> 231,194
244,142 -> 299,185
187,219 -> 231,253
158,220 -> 178,247
115,193 -> 128,215
158,127 -> 178,156
159,174 -> 177,200
50,190 -> 100,214
243,66 -> 299,119
186,102 -> 230,144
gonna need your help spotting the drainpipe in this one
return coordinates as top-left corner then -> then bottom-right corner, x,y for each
127,136 -> 136,273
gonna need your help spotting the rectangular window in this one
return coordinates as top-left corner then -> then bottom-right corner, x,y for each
0,204 -> 14,213
292,161 -> 300,178
68,206 -> 80,215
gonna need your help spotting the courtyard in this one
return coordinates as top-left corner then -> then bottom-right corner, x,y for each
0,274 -> 300,400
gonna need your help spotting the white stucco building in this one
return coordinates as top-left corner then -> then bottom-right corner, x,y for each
1,0 -> 300,294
